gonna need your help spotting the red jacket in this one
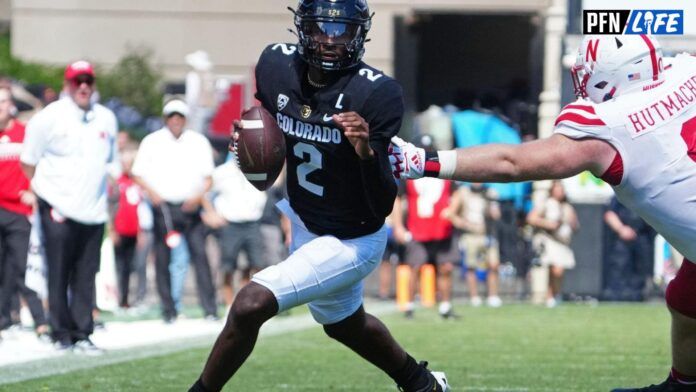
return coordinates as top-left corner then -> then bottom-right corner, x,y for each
405,179 -> 453,242
113,174 -> 141,237
0,120 -> 31,215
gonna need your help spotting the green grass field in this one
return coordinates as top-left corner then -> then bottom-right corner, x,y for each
5,303 -> 671,391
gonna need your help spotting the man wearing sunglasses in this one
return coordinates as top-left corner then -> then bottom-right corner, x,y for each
190,1 -> 450,392
20,60 -> 118,354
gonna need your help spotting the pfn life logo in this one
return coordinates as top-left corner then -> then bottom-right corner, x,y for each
583,10 -> 683,35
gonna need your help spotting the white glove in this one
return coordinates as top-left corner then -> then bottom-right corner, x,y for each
389,136 -> 426,180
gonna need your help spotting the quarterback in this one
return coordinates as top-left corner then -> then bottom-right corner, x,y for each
392,34 -> 696,391
189,1 -> 449,391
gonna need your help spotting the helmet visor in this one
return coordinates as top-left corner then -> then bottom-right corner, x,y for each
301,21 -> 360,45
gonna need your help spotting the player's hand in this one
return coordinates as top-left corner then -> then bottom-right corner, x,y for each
182,195 -> 202,213
110,230 -> 121,246
19,190 -> 37,209
619,226 -> 637,242
229,120 -> 242,155
334,112 -> 373,160
201,210 -> 227,229
149,192 -> 163,207
389,136 -> 425,179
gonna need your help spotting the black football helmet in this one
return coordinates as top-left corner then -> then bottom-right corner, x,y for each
289,0 -> 373,71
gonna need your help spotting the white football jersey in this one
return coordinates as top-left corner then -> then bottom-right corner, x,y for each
554,53 -> 696,261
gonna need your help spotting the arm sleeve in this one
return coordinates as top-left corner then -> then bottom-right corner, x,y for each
358,80 -> 404,218
553,101 -> 611,141
20,110 -> 50,166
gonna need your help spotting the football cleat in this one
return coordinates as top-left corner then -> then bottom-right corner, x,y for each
612,375 -> 696,392
398,361 -> 451,392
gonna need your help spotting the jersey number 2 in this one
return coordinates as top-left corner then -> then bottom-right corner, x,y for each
294,142 -> 324,196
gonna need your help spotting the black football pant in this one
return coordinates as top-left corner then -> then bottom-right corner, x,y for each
39,199 -> 104,344
153,203 -> 217,320
114,235 -> 137,307
0,207 -> 46,329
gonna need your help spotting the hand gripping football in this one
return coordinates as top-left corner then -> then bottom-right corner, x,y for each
235,106 -> 286,191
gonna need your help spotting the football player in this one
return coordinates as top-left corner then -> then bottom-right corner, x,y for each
391,34 -> 696,391
189,1 -> 450,391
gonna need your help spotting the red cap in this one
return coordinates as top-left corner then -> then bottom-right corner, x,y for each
64,60 -> 95,81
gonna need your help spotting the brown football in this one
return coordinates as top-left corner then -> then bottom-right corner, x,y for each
235,106 -> 286,191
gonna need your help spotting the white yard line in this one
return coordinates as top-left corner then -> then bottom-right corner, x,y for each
0,301 -> 397,385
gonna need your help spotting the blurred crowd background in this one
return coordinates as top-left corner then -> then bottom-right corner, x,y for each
0,0 -> 693,349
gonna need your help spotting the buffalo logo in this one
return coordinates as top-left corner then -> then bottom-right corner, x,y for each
277,94 -> 289,111
301,105 -> 312,119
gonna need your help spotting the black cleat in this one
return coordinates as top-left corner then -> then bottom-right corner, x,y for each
612,375 -> 696,392
398,361 -> 451,392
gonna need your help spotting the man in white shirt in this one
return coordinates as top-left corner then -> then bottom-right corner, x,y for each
132,100 -> 217,323
203,154 -> 268,307
20,60 -> 119,353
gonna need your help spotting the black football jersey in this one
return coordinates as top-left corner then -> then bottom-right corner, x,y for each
255,43 -> 403,239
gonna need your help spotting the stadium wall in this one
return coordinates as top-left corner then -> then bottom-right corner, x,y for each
11,0 -> 551,80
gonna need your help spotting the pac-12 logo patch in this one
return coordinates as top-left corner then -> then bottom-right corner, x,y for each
277,94 -> 289,111
301,105 -> 312,119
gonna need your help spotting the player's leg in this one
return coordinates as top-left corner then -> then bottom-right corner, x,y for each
463,235 -> 482,306
436,238 -> 458,318
323,305 -> 449,392
183,214 -> 218,318
404,241 -> 427,317
548,265 -> 564,304
306,231 -> 449,391
243,222 -> 265,279
612,259 -> 696,391
218,223 -> 241,307
193,208 -> 376,391
486,239 -> 502,307
194,282 -> 278,391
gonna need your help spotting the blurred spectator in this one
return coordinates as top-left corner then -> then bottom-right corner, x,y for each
20,61 -> 119,353
132,99 -> 217,323
394,135 -> 458,319
0,86 -> 49,341
527,181 -> 578,308
602,196 -> 656,301
0,76 -> 44,121
41,86 -> 58,106
109,149 -> 142,309
185,50 -> 216,134
202,153 -> 267,307
258,174 -> 291,283
445,184 -> 502,307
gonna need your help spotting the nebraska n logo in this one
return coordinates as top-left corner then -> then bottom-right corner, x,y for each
277,94 -> 289,111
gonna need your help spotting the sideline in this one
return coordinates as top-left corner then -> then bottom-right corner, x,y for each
0,301 -> 397,385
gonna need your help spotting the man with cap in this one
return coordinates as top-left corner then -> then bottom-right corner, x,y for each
132,99 -> 218,323
20,60 -> 119,353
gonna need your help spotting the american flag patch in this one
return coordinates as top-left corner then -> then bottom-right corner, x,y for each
628,73 -> 641,81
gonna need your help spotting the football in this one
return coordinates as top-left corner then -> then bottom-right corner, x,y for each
235,105 -> 286,191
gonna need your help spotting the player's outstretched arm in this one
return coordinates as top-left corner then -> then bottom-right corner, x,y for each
391,134 -> 615,183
